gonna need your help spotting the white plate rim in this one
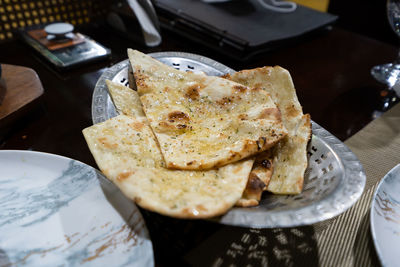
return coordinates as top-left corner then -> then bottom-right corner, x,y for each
370,163 -> 400,267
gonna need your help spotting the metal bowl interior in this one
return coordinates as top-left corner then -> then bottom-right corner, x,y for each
92,51 -> 366,228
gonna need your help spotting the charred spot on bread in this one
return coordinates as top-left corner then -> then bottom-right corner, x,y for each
168,111 -> 190,121
261,159 -> 272,169
185,84 -> 201,100
247,173 -> 267,193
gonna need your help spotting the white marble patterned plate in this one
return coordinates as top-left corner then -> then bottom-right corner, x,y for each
370,164 -> 400,267
0,150 -> 154,267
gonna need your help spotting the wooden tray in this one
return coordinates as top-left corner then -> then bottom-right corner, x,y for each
0,64 -> 44,123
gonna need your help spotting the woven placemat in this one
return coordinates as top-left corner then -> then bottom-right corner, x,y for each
315,102 -> 400,266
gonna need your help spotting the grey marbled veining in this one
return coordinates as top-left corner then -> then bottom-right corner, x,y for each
0,151 -> 154,267
370,164 -> 400,267
0,160 -> 96,227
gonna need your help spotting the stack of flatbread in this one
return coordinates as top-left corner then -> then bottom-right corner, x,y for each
82,49 -> 311,219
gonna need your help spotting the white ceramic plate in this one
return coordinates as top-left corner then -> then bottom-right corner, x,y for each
370,164 -> 400,267
0,150 -> 154,267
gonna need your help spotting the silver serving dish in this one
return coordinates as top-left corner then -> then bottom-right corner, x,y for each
92,52 -> 366,228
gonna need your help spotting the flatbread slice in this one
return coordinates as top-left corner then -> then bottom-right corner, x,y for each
128,49 -> 287,170
83,114 -> 253,218
225,66 -> 311,194
106,80 -> 145,119
268,114 -> 311,194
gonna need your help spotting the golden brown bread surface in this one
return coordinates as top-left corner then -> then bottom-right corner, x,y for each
128,49 -> 287,170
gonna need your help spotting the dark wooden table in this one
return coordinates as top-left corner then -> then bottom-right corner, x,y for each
0,22 -> 397,266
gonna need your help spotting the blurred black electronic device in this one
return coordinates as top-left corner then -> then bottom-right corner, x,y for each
153,0 -> 337,60
19,23 -> 111,70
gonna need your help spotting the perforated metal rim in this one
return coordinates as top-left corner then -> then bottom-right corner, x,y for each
91,52 -> 366,228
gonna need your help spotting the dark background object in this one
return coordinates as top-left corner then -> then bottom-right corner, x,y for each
328,0 -> 398,45
107,0 -> 159,46
18,26 -> 111,70
0,0 -> 113,43
0,0 -> 397,50
0,64 -> 44,144
153,0 -> 337,60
